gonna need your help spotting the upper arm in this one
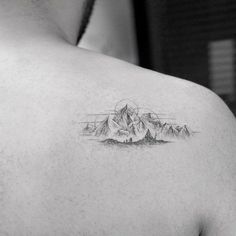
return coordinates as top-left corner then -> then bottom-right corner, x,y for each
147,74 -> 236,235
194,89 -> 236,236
202,190 -> 236,236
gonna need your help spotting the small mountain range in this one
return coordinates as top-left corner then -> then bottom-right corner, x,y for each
82,103 -> 194,145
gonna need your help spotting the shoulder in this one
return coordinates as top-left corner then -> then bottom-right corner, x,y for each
77,48 -> 236,128
92,49 -> 235,120
81,50 -> 236,155
96,52 -> 236,175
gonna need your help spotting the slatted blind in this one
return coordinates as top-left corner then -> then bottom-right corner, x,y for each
209,39 -> 235,101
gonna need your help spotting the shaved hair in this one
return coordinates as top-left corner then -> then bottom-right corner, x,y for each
76,0 -> 96,45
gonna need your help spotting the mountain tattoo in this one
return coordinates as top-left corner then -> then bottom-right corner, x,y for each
79,100 -> 196,146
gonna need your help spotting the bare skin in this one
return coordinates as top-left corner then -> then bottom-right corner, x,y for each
0,1 -> 236,235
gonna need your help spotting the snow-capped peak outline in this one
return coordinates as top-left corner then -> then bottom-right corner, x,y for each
79,100 -> 197,146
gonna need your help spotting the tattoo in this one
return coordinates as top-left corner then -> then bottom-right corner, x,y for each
78,99 -> 196,146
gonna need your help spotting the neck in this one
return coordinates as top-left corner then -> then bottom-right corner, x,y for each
0,0 -> 85,46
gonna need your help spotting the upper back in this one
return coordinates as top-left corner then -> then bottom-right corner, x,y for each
0,45 -> 236,236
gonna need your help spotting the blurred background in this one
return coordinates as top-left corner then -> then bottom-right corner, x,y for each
79,0 -> 236,115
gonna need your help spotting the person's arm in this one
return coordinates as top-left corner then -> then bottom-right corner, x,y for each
198,93 -> 236,236
203,189 -> 236,235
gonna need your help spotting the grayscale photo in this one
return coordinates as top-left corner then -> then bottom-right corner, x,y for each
0,0 -> 236,235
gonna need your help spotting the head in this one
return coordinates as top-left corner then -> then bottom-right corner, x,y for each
0,0 -> 96,45
41,0 -> 96,44
77,0 -> 96,44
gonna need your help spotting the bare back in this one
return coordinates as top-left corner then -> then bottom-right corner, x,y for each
0,45 -> 236,236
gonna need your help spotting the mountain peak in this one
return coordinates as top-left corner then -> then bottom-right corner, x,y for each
81,101 -> 195,144
119,104 -> 130,114
144,129 -> 154,140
